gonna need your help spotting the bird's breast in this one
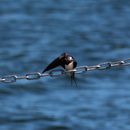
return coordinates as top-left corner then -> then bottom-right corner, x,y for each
65,62 -> 74,70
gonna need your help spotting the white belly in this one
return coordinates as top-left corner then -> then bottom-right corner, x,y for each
65,62 -> 74,70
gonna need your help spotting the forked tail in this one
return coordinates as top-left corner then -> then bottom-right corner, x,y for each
70,72 -> 78,87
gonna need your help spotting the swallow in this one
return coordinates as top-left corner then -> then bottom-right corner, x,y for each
42,52 -> 77,86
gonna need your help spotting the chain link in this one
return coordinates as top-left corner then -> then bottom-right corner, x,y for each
0,58 -> 130,83
26,72 -> 41,80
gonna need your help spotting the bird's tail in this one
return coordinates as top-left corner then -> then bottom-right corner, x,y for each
70,72 -> 78,87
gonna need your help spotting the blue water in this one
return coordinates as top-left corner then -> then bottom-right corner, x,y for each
0,0 -> 130,130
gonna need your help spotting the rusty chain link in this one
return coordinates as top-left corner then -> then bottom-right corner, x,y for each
0,58 -> 130,83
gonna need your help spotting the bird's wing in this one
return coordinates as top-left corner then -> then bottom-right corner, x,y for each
73,60 -> 77,68
42,55 -> 64,73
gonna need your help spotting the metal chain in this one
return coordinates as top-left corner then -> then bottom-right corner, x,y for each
0,58 -> 130,83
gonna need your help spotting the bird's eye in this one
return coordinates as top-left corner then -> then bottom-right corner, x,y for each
68,56 -> 73,60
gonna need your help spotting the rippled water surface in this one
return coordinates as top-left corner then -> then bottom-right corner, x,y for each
0,0 -> 130,130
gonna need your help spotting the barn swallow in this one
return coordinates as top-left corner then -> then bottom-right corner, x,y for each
42,52 -> 77,86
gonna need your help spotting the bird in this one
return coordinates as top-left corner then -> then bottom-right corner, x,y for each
42,52 -> 77,86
